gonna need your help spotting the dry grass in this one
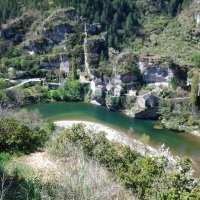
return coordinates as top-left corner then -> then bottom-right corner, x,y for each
50,142 -> 134,200
6,141 -> 134,200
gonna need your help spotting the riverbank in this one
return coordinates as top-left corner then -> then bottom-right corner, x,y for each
54,120 -> 178,165
161,119 -> 200,137
26,102 -> 200,168
125,106 -> 200,137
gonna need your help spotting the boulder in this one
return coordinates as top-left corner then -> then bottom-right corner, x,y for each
134,107 -> 160,120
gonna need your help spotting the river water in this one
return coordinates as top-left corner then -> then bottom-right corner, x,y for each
26,102 -> 200,167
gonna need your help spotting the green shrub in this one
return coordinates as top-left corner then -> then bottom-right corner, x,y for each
59,79 -> 82,101
0,78 -> 5,90
106,96 -> 123,110
50,90 -> 61,101
49,124 -> 200,199
191,54 -> 200,68
0,118 -> 47,152
0,152 -> 11,166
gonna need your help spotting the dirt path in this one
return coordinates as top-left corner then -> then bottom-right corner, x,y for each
7,151 -> 62,183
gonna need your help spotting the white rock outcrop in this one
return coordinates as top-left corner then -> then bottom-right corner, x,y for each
195,14 -> 200,25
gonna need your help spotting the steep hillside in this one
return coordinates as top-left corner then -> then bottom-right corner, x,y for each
140,0 -> 200,66
0,0 -> 197,67
0,0 -> 199,132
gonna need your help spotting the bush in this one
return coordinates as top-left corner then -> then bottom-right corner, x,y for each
191,54 -> 200,68
106,96 -> 123,110
0,152 -> 11,166
0,118 -> 47,152
59,79 -> 82,101
50,90 -> 61,101
49,124 -> 200,199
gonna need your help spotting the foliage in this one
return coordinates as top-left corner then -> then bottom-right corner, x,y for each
59,79 -> 82,101
0,142 -> 131,200
50,90 -> 61,101
191,54 -> 200,68
48,124 -> 200,199
0,78 -> 5,90
124,96 -> 137,109
160,90 -> 174,99
0,0 -> 140,47
139,133 -> 150,144
158,99 -> 200,130
190,73 -> 199,116
0,105 -> 54,153
106,95 -> 123,110
166,0 -> 192,16
0,152 -> 11,166
171,76 -> 178,91
0,118 -> 47,152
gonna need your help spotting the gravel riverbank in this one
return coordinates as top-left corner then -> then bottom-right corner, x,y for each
54,120 -> 178,164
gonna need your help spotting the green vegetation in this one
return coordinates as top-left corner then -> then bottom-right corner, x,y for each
191,54 -> 200,68
166,0 -> 192,16
0,1 -> 199,197
142,11 -> 199,66
0,103 -> 200,199
59,79 -> 82,101
0,0 -> 193,52
0,118 -> 47,152
106,96 -> 123,110
48,124 -> 200,199
190,73 -> 199,117
171,77 -> 178,91
158,99 -> 200,131
0,105 -> 54,153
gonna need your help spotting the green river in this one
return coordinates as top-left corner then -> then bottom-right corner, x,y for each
26,102 -> 200,166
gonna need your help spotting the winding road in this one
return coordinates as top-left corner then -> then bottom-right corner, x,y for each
5,78 -> 44,91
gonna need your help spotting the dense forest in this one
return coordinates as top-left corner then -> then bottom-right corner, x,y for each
0,0 -> 192,48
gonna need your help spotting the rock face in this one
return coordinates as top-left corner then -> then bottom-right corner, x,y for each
0,14 -> 36,45
86,23 -> 102,35
24,38 -> 50,53
0,27 -> 24,44
44,23 -> 73,44
145,95 -> 160,108
22,8 -> 84,53
137,94 -> 160,109
139,62 -> 173,83
120,73 -> 139,83
112,52 -> 140,83
60,61 -> 71,74
40,55 -> 70,69
134,107 -> 160,120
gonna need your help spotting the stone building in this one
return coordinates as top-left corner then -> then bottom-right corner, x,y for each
114,85 -> 123,97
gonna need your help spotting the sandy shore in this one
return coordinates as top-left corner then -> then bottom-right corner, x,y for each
54,120 -> 178,164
